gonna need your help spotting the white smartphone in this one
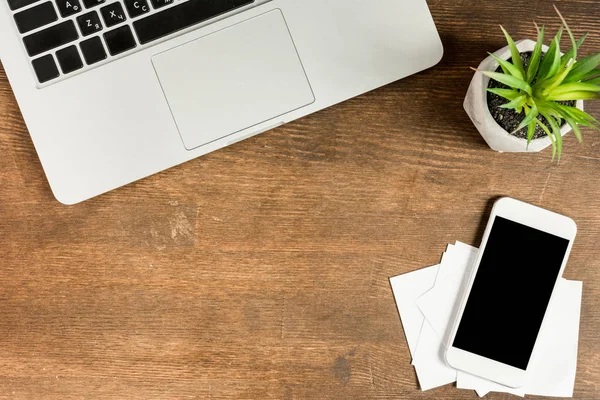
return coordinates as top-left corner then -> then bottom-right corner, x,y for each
445,197 -> 577,388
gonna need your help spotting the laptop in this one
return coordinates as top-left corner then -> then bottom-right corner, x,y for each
0,0 -> 443,204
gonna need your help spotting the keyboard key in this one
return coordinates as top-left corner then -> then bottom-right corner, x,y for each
134,0 -> 253,45
23,20 -> 79,57
13,1 -> 57,34
124,0 -> 148,18
32,54 -> 59,83
80,36 -> 107,64
77,11 -> 102,36
56,45 -> 83,73
149,0 -> 171,9
100,2 -> 126,27
82,0 -> 104,7
55,0 -> 82,17
104,25 -> 136,55
8,0 -> 40,11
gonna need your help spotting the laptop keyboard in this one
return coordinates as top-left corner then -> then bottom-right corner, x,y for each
8,0 -> 255,84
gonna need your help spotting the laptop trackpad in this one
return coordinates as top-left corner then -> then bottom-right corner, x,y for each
152,10 -> 315,150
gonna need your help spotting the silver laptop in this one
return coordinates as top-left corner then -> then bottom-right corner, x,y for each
0,0 -> 443,204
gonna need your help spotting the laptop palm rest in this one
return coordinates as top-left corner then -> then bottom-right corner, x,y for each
152,10 -> 315,150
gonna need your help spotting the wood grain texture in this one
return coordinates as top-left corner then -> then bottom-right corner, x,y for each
1,0 -> 600,398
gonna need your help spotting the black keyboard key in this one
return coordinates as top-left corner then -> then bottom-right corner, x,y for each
8,0 -> 40,11
77,11 -> 102,36
23,20 -> 79,57
149,0 -> 171,9
80,36 -> 107,64
100,2 -> 126,27
124,0 -> 148,18
104,25 -> 136,55
55,0 -> 82,17
56,45 -> 83,73
32,54 -> 59,83
13,1 -> 57,34
134,0 -> 253,45
82,0 -> 104,7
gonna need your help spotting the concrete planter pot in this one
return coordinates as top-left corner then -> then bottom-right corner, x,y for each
464,39 -> 584,153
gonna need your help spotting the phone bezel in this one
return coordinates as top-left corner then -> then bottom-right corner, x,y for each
445,197 -> 577,388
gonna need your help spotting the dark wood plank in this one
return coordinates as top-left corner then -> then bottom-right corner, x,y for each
1,0 -> 599,398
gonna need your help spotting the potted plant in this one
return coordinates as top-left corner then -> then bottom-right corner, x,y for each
464,6 -> 600,160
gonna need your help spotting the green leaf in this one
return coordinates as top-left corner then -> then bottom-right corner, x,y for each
555,105 -> 593,127
547,41 -> 563,79
539,62 -> 575,94
547,91 -> 599,101
527,24 -> 545,83
571,122 -> 583,143
548,82 -> 600,97
581,69 -> 600,81
488,55 -> 509,75
500,95 -> 527,110
562,113 -> 583,142
546,114 -> 563,162
584,76 -> 600,85
526,121 -> 536,147
555,5 -> 578,63
561,34 -> 588,68
563,105 -> 590,119
536,117 -> 553,137
536,117 -> 556,160
480,70 -> 532,94
500,26 -> 526,78
565,52 -> 600,82
549,102 -> 585,142
513,104 -> 539,133
538,28 -> 563,82
553,104 -> 600,133
489,53 -> 524,79
487,88 -> 522,101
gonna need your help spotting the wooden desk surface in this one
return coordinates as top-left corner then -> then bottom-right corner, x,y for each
1,1 -> 599,398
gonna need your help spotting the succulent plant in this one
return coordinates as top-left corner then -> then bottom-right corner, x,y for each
479,6 -> 600,160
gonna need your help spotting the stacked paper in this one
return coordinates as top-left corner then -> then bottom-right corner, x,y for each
390,242 -> 582,397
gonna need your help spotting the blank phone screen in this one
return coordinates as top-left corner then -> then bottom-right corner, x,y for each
452,216 -> 569,370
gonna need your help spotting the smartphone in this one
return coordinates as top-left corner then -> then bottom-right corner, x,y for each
445,197 -> 577,388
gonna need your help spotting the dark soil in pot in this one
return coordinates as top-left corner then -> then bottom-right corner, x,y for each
487,51 -> 575,140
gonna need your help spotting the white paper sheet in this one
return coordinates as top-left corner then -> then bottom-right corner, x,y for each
391,241 -> 582,398
390,244 -> 460,390
416,243 -> 477,342
408,243 -> 476,390
390,264 -> 438,359
432,243 -> 460,284
412,318 -> 457,390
